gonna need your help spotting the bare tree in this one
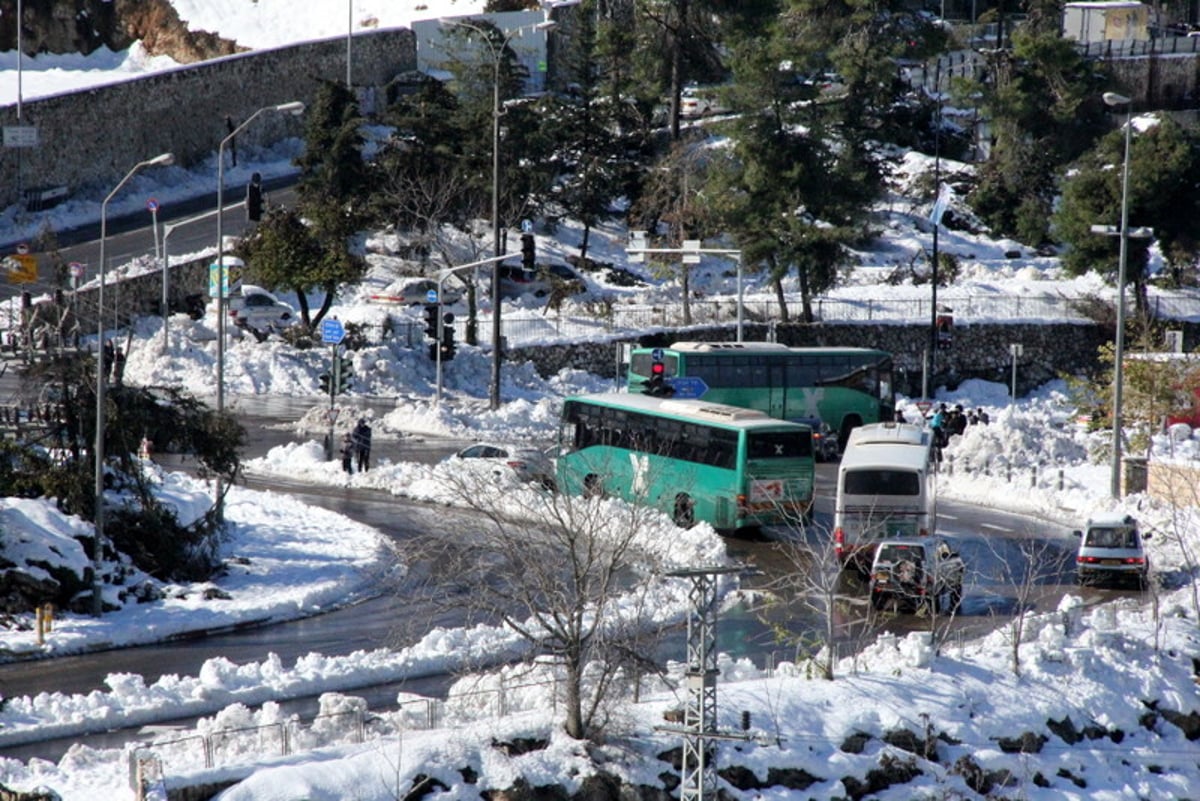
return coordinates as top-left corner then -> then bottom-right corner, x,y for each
405,472 -> 680,740
371,150 -> 490,344
753,511 -> 901,681
977,533 -> 1075,677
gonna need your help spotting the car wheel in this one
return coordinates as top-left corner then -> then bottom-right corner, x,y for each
280,312 -> 291,321
673,493 -> 696,528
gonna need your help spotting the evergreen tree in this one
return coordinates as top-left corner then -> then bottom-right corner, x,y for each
961,3 -> 1109,245
1055,114 -> 1200,311
710,5 -> 879,322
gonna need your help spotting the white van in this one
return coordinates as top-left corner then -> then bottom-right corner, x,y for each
833,422 -> 937,571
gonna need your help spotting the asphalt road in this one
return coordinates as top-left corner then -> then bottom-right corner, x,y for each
0,395 -> 1140,764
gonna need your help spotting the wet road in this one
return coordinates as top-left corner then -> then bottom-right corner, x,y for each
0,397 -> 1137,762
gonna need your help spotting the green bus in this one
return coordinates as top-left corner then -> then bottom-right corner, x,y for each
627,341 -> 895,444
556,392 -> 816,531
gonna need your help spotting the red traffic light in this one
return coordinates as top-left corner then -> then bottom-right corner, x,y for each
651,361 -> 665,376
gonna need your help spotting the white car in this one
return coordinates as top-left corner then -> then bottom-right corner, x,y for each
375,278 -> 462,307
1074,514 -> 1151,588
443,443 -> 556,489
227,286 -> 296,333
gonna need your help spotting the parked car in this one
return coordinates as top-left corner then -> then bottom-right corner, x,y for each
1074,514 -> 1150,588
869,536 -> 965,614
680,84 -> 729,118
227,286 -> 296,333
374,278 -> 462,307
791,415 -> 839,461
443,442 -> 556,489
495,260 -> 586,300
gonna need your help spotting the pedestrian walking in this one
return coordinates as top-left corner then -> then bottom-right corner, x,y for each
353,418 -> 372,473
340,432 -> 354,474
977,407 -> 990,425
112,346 -> 126,386
102,340 -> 115,378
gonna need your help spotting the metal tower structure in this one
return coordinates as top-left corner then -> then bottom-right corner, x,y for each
668,565 -> 746,801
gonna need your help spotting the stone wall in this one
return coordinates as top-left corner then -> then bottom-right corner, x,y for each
511,321 -> 1116,396
0,28 -> 417,209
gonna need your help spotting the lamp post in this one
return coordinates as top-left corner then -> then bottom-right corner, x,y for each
92,151 -> 175,616
215,101 -> 304,415
1108,91 -> 1132,500
440,16 -> 557,410
1090,92 -> 1153,499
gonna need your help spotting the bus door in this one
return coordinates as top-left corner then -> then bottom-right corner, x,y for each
766,360 -> 787,419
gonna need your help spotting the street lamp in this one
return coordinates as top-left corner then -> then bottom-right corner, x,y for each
215,101 -> 304,416
440,16 -> 557,410
1091,91 -> 1152,499
92,151 -> 174,616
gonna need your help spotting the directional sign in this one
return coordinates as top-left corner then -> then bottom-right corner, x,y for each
426,289 -> 438,304
5,252 -> 37,284
146,198 -> 159,213
666,376 -> 708,400
3,125 -> 38,148
321,318 -> 346,345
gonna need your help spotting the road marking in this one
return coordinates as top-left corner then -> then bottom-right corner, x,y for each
980,522 -> 1012,533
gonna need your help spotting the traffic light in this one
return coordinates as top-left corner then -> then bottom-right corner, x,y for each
423,303 -> 440,339
521,233 -> 535,270
441,313 -> 456,361
318,371 -> 332,395
336,357 -> 354,394
246,173 -> 264,222
644,361 -> 673,397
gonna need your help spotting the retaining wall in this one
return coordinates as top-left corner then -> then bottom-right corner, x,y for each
0,28 -> 417,209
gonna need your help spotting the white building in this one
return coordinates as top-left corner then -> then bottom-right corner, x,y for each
1062,1 -> 1151,43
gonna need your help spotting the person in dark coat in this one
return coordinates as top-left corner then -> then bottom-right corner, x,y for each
352,418 -> 372,473
102,340 -> 114,374
340,432 -> 354,474
112,346 -> 126,386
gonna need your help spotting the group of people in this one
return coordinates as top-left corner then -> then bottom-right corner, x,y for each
929,402 -> 988,449
101,340 -> 126,386
340,418 -> 373,474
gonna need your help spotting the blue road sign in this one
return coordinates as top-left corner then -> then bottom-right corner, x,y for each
651,347 -> 664,362
426,288 -> 439,304
321,318 -> 346,345
666,376 -> 709,399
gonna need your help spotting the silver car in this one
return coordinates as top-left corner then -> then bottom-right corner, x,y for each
444,443 -> 556,489
227,286 -> 296,333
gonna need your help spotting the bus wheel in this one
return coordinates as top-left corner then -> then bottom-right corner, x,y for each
583,474 -> 604,498
673,494 -> 696,528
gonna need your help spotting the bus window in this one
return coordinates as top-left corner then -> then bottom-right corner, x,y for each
747,429 -> 813,460
843,468 -> 921,496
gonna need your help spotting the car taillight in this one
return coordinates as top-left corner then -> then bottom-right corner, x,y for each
1078,555 -> 1098,564
505,460 -> 527,470
1125,556 -> 1146,565
834,527 -> 845,556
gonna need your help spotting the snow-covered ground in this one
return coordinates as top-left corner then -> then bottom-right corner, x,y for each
1,2 -> 1199,799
